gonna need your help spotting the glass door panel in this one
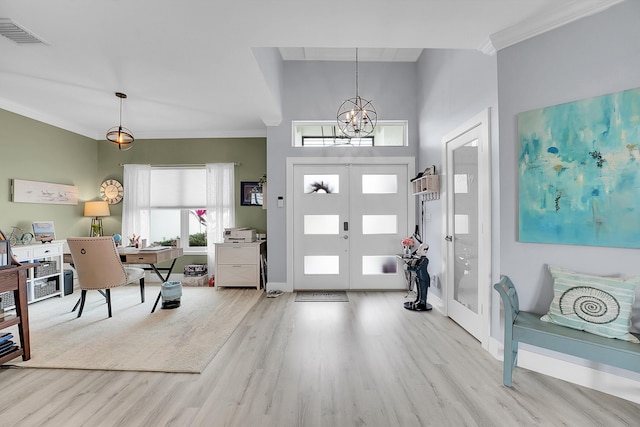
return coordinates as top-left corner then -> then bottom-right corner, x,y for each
446,125 -> 483,341
453,143 -> 479,314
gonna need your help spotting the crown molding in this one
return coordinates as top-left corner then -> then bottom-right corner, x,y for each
489,0 -> 623,52
102,128 -> 268,141
0,99 -> 96,139
478,37 -> 497,56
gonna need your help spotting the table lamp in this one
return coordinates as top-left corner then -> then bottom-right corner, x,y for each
84,201 -> 110,237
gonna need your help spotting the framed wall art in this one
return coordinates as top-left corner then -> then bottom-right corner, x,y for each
240,181 -> 263,206
518,87 -> 640,248
32,221 -> 56,243
11,179 -> 78,205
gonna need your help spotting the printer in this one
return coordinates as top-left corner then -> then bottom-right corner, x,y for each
223,227 -> 256,243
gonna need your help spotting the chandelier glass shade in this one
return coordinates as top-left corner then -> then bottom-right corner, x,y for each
106,92 -> 134,151
337,48 -> 377,138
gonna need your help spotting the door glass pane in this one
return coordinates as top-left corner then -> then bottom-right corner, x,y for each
304,256 -> 339,275
304,215 -> 339,234
304,175 -> 339,194
362,174 -> 397,194
454,214 -> 469,235
362,215 -> 397,235
453,139 -> 479,313
454,174 -> 469,194
362,256 -> 397,275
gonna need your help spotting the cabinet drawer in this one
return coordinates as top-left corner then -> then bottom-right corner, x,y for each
217,265 -> 257,287
11,246 -> 32,262
123,253 -> 160,264
33,245 -> 61,258
216,246 -> 256,264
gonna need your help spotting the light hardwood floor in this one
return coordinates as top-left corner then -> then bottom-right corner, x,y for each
1,291 -> 639,426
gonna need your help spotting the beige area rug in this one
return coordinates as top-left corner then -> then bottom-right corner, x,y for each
9,285 -> 262,373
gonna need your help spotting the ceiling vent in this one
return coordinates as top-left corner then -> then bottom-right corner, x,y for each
0,18 -> 48,44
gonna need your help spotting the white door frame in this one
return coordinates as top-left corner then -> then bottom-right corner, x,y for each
441,109 -> 492,349
286,156 -> 415,292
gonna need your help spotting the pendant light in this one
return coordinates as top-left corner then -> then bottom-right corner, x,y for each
336,48 -> 377,139
106,92 -> 134,151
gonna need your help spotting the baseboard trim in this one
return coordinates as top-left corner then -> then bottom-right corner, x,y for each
488,337 -> 640,404
427,291 -> 444,313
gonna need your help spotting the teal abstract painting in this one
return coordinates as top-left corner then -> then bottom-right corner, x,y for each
518,87 -> 640,248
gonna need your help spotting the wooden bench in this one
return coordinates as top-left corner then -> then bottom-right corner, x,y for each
494,275 -> 640,386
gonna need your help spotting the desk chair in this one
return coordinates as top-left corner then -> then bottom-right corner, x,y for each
67,237 -> 145,318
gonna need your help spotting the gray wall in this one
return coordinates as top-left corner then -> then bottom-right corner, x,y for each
415,49 -> 499,303
266,60 -> 419,284
497,0 -> 640,317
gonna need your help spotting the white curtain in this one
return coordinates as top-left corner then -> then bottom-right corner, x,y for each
122,164 -> 151,245
206,163 -> 235,274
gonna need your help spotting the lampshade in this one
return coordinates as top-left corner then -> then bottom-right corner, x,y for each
84,201 -> 110,237
84,200 -> 110,218
106,92 -> 134,151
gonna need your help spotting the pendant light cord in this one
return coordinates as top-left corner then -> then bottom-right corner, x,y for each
355,48 -> 359,99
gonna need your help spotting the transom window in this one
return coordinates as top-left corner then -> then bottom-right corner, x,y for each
292,121 -> 407,147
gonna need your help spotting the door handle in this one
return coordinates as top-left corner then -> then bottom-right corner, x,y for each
343,235 -> 349,240
445,235 -> 453,242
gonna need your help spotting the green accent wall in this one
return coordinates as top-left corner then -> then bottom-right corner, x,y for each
97,137 -> 267,271
0,109 -> 97,238
1,108 -> 267,274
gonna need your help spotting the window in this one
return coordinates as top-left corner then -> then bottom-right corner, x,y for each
122,164 -> 235,261
148,167 -> 208,253
292,121 -> 408,147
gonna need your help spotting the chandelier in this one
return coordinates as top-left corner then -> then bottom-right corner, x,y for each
106,92 -> 134,151
336,48 -> 377,138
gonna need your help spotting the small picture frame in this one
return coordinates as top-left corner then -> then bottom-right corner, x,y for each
240,181 -> 263,206
32,221 -> 56,243
0,239 -> 11,269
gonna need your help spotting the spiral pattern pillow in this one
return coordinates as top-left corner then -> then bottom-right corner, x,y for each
541,265 -> 640,343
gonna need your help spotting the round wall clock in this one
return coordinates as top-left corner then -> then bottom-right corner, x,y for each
100,179 -> 124,204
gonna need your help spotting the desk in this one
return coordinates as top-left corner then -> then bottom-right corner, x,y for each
119,247 -> 184,312
0,264 -> 33,364
64,246 -> 183,313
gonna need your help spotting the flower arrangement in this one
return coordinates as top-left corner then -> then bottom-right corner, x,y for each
129,234 -> 140,248
402,237 -> 415,248
402,237 -> 415,255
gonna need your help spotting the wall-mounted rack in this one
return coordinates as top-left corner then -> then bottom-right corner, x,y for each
411,165 -> 440,200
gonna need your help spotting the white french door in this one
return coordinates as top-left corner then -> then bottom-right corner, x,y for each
291,161 -> 411,290
293,164 -> 350,290
443,109 -> 491,345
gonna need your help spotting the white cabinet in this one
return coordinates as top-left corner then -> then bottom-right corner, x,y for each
4,241 -> 64,307
215,241 -> 266,289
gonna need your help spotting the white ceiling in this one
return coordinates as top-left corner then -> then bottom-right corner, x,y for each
0,0 -> 622,140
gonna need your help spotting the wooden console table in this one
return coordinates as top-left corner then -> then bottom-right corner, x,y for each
0,264 -> 33,364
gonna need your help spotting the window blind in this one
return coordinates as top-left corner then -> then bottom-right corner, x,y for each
150,167 -> 206,208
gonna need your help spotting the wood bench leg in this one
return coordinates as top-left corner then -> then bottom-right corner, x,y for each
504,338 -> 517,387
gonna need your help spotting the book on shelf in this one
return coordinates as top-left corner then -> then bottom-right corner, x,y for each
0,333 -> 13,345
0,344 -> 18,358
0,340 -> 15,353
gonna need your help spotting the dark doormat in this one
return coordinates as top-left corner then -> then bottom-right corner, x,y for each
295,291 -> 349,302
